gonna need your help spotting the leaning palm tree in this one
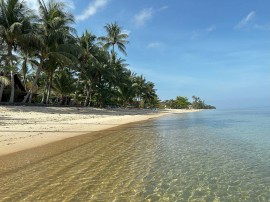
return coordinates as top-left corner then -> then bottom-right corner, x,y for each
18,46 -> 38,90
23,0 -> 77,103
98,22 -> 129,58
0,0 -> 35,102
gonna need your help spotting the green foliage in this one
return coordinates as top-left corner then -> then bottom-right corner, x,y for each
192,96 -> 216,109
164,95 -> 216,109
0,75 -> 10,86
53,69 -> 75,96
98,22 -> 129,56
165,96 -> 190,109
0,0 -> 159,107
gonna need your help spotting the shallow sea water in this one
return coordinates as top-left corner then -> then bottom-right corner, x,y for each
0,108 -> 270,201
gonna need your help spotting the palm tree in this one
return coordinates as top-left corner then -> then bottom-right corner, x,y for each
134,75 -> 146,107
98,22 -> 129,58
18,46 -> 37,90
23,0 -> 77,103
82,48 -> 111,107
52,68 -> 75,105
142,82 -> 158,108
75,30 -> 97,105
113,69 -> 137,107
0,42 -> 8,101
0,0 -> 35,102
0,64 -> 10,101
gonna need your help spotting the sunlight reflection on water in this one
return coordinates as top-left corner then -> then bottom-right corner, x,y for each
0,109 -> 270,201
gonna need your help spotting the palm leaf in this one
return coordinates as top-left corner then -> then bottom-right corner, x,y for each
0,75 -> 10,86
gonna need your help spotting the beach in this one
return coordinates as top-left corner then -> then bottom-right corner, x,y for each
1,108 -> 269,201
0,106 -> 200,156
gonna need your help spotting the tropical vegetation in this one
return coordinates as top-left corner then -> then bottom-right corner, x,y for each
0,0 -> 159,108
191,95 -> 216,109
164,95 -> 216,109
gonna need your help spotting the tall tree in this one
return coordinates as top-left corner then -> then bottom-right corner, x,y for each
52,68 -> 75,105
142,82 -> 159,108
116,70 -> 138,107
0,0 -> 35,102
134,75 -> 146,107
0,41 -> 8,101
23,0 -> 76,103
83,48 -> 112,107
75,30 -> 97,105
99,22 -> 129,58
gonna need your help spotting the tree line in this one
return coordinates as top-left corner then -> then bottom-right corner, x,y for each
163,96 -> 216,109
0,0 -> 159,108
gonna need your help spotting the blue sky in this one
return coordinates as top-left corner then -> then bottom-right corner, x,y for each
27,0 -> 270,109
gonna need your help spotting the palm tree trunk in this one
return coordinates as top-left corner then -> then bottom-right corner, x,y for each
23,63 -> 42,103
29,90 -> 33,103
88,84 -> 93,107
22,57 -> 28,90
84,82 -> 93,107
65,95 -> 68,105
46,83 -> 51,104
9,71 -> 15,103
46,75 -> 52,104
23,76 -> 27,91
41,80 -> 47,104
7,44 -> 15,103
84,85 -> 90,107
89,92 -> 92,107
0,71 -> 7,102
73,71 -> 81,105
60,95 -> 64,105
0,83 -> 4,102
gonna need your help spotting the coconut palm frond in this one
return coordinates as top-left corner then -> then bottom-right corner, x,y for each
0,75 -> 10,86
98,22 -> 129,56
9,22 -> 22,32
53,70 -> 75,95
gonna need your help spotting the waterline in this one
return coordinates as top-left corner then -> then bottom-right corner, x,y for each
0,109 -> 269,201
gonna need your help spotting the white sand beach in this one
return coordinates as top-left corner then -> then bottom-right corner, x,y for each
0,106 -> 201,156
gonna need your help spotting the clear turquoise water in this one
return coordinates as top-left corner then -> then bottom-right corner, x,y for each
146,108 -> 270,201
0,108 -> 269,201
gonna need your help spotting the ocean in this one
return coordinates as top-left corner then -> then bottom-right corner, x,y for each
0,108 -> 269,201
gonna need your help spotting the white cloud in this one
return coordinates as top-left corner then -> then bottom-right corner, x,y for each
146,42 -> 166,52
25,0 -> 41,11
158,6 -> 169,12
25,0 -> 74,13
253,23 -> 270,31
75,0 -> 109,21
191,25 -> 216,39
147,42 -> 162,49
133,6 -> 168,27
206,25 -> 216,32
235,11 -> 256,29
65,0 -> 75,10
122,29 -> 131,35
133,8 -> 154,27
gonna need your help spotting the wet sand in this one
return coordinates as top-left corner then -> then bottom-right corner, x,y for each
0,106 -> 200,156
0,107 -> 202,201
0,121 -> 159,201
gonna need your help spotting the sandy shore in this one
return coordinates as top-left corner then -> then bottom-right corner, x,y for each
0,106 -> 201,156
